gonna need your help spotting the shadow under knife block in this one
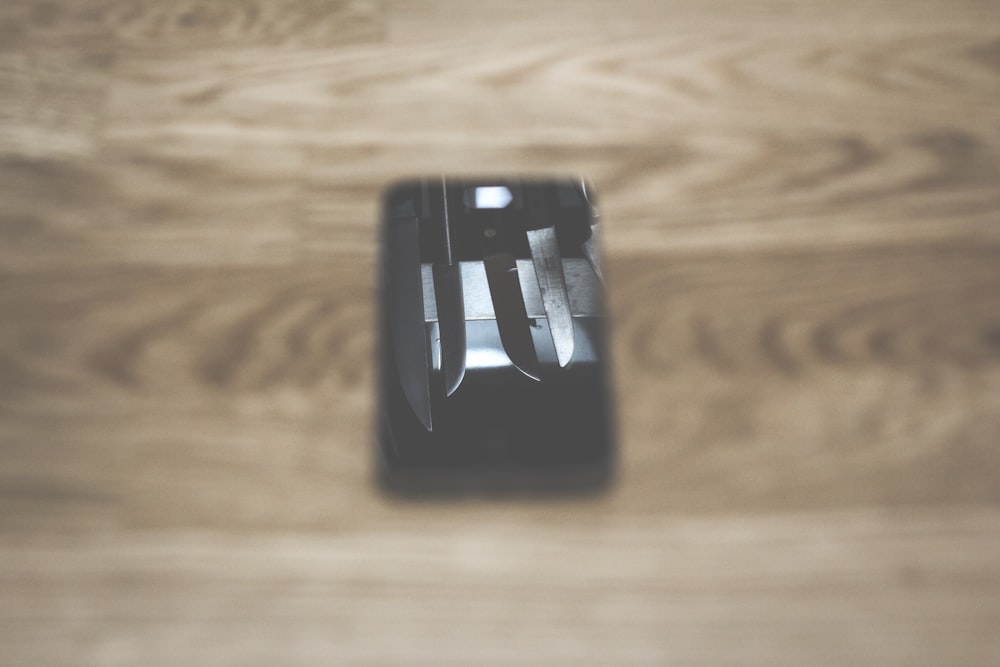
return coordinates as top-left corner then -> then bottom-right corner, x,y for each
376,178 -> 616,494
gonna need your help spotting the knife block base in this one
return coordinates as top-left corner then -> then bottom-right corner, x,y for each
376,177 -> 616,496
377,317 -> 616,495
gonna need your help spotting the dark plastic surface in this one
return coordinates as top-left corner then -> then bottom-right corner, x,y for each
376,178 -> 616,495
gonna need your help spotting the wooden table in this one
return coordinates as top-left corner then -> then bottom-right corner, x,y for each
2,1 -> 999,664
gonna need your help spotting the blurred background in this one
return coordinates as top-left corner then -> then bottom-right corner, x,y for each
2,0 -> 999,664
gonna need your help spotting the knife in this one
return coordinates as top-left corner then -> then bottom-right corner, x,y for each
431,179 -> 466,396
581,224 -> 603,282
386,204 -> 433,431
523,182 -> 575,367
577,179 -> 604,282
475,193 -> 541,381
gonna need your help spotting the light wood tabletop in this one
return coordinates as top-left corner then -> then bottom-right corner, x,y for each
2,1 -> 999,664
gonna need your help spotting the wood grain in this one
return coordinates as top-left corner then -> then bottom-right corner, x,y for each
3,510 -> 1000,666
1,0 -> 999,664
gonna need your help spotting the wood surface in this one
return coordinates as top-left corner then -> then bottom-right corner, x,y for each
2,0 -> 1000,664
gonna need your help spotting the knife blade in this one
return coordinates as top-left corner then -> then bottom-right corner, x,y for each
524,183 -> 575,367
431,178 -> 466,396
576,179 -> 604,282
386,212 -> 433,431
581,224 -> 603,283
476,197 -> 541,382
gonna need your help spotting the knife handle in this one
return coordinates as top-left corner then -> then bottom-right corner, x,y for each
520,182 -> 553,232
519,181 -> 594,256
413,180 -> 450,265
475,208 -> 519,259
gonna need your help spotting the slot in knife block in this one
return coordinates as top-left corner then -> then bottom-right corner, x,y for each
376,178 -> 616,494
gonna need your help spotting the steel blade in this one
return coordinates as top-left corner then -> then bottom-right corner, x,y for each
432,178 -> 466,396
387,216 -> 432,431
483,252 -> 541,381
433,261 -> 466,395
576,179 -> 604,282
527,226 -> 575,366
581,224 -> 603,282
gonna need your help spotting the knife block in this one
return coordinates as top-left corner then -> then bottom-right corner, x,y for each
376,178 -> 616,494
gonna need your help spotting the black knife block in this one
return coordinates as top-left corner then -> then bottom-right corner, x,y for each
376,178 -> 616,494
